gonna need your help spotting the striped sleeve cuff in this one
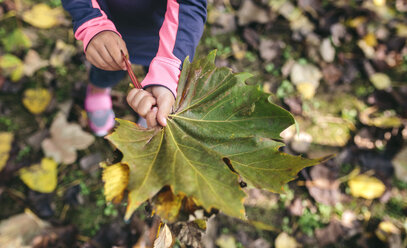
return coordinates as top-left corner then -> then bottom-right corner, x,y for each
74,17 -> 121,52
141,56 -> 181,98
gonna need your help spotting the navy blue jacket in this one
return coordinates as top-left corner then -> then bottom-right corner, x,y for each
61,0 -> 207,96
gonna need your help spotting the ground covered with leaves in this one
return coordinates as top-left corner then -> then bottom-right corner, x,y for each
1,0 -> 407,247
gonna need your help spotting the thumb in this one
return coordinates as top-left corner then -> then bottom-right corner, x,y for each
156,94 -> 174,127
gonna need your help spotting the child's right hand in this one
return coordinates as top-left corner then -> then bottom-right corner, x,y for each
86,31 -> 129,71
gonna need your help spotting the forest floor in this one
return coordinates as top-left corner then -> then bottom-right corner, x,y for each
1,0 -> 407,247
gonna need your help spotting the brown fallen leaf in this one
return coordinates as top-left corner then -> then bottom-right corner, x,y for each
238,0 -> 272,26
41,112 -> 95,164
50,40 -> 76,68
306,164 -> 342,205
154,224 -> 174,248
0,209 -> 50,247
23,49 -> 49,76
315,219 -> 344,246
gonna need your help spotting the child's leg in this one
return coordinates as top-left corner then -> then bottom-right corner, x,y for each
86,66 -> 126,136
89,65 -> 126,89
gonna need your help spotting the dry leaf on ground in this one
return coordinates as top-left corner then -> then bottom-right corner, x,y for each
0,209 -> 50,248
275,232 -> 298,248
369,73 -> 391,90
359,107 -> 403,129
102,162 -> 129,204
154,224 -> 173,248
306,164 -> 342,205
0,132 -> 13,172
19,158 -> 58,193
22,88 -> 52,114
0,54 -> 24,82
392,146 -> 407,183
41,112 -> 95,164
1,28 -> 32,52
375,221 -> 400,242
238,0 -> 271,26
315,219 -> 344,246
22,3 -> 64,29
348,174 -> 386,200
216,234 -> 236,248
290,62 -> 322,99
320,38 -> 335,62
23,49 -> 49,76
50,40 -> 76,68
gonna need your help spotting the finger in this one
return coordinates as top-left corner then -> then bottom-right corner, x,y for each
136,96 -> 156,117
126,88 -> 142,105
96,45 -> 118,71
146,107 -> 158,128
156,94 -> 174,127
128,90 -> 151,112
118,38 -> 130,69
86,48 -> 105,70
104,39 -> 125,70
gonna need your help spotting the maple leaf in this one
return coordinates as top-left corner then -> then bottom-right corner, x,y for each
107,51 -> 323,220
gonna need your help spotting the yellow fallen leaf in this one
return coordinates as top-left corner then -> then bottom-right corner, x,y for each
0,132 -> 13,172
396,23 -> 407,38
373,0 -> 386,7
22,4 -> 64,29
375,221 -> 400,241
153,189 -> 184,223
369,73 -> 391,90
102,163 -> 129,203
348,16 -> 367,28
275,232 -> 298,248
348,174 -> 385,199
296,82 -> 316,99
231,40 -> 246,61
363,33 -> 378,47
392,146 -> 407,183
216,235 -> 236,248
359,107 -> 402,128
22,88 -> 52,114
19,158 -> 58,193
357,39 -> 375,59
0,54 -> 24,82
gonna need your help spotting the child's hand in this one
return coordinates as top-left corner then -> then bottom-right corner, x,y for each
126,86 -> 175,128
86,31 -> 129,71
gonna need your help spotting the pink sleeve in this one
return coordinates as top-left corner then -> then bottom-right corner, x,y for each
141,0 -> 182,98
74,0 -> 122,52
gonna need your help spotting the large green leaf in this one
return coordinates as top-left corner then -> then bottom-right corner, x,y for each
107,51 -> 322,220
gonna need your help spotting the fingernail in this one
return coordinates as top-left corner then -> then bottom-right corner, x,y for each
162,118 -> 167,126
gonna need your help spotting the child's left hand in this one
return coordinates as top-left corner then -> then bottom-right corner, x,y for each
126,86 -> 175,128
